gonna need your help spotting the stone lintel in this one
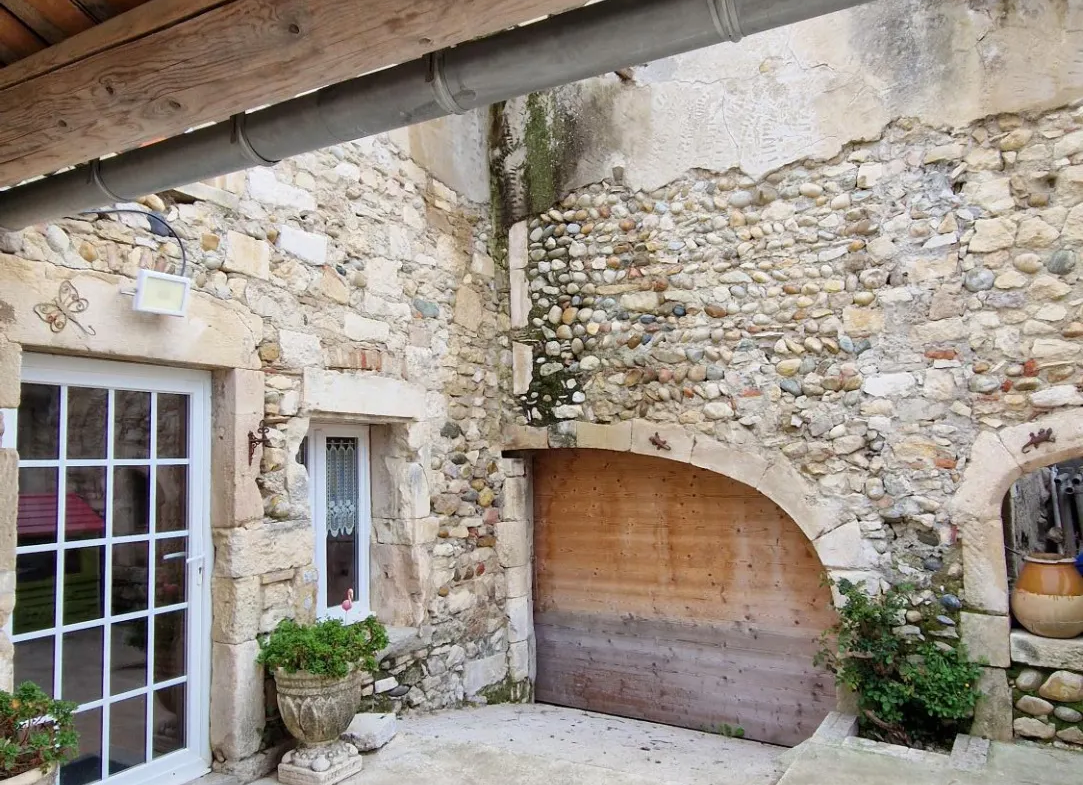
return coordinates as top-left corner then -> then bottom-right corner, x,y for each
0,255 -> 260,370
302,369 -> 426,421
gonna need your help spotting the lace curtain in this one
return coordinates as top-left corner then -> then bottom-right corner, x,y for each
325,437 -> 358,537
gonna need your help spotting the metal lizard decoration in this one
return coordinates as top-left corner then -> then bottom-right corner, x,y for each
1021,428 -> 1055,454
649,432 -> 671,451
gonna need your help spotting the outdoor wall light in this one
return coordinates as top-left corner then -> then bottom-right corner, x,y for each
79,206 -> 192,317
133,268 -> 191,316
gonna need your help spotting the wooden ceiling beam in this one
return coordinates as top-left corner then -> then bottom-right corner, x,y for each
0,0 -> 585,188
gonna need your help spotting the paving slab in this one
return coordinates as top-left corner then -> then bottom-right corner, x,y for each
779,735 -> 1081,785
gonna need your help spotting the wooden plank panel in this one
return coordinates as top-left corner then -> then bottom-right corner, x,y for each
0,0 -> 225,90
72,0 -> 141,22
532,449 -> 837,746
0,0 -> 587,187
0,6 -> 44,64
535,612 -> 837,746
3,0 -> 94,44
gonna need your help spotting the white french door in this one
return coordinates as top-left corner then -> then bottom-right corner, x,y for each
3,355 -> 211,785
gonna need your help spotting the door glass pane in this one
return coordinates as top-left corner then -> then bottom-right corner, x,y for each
67,387 -> 108,459
154,611 -> 186,683
67,467 -> 107,541
14,552 -> 56,633
112,541 -> 149,615
114,391 -> 151,459
156,394 -> 188,459
109,695 -> 148,775
64,547 -> 105,625
325,437 -> 359,608
113,467 -> 151,536
63,627 -> 104,704
155,466 -> 188,533
153,686 -> 185,759
64,709 -> 103,785
155,539 -> 187,607
14,637 -> 54,697
18,467 -> 58,546
17,383 -> 60,459
111,620 -> 148,696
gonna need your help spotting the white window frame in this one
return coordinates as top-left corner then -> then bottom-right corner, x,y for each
306,424 -> 372,622
3,353 -> 212,785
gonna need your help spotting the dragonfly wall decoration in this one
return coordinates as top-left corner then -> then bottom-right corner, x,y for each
34,280 -> 97,336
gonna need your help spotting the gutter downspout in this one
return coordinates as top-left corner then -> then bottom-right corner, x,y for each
0,0 -> 873,231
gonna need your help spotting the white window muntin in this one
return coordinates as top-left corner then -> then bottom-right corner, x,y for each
4,353 -> 212,785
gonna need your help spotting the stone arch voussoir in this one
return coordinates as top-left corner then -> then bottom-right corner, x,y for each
506,420 -> 879,589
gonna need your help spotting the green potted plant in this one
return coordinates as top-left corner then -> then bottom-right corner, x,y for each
0,682 -> 78,785
257,593 -> 388,785
816,579 -> 982,751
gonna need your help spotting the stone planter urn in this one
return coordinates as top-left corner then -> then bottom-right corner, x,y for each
1011,553 -> 1083,639
274,667 -> 367,785
6,764 -> 58,785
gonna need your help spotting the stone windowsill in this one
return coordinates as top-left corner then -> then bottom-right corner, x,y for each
378,625 -> 433,662
1009,630 -> 1083,671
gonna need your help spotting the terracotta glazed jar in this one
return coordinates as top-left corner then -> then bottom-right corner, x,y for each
1011,553 -> 1083,639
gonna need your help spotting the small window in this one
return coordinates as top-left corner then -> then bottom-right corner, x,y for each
300,426 -> 371,620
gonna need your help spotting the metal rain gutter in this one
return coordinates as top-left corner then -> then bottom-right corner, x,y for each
0,0 -> 874,231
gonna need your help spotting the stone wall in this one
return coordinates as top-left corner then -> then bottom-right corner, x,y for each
1011,665 -> 1083,747
0,127 -> 531,778
505,101 -> 1083,741
494,0 -> 1083,210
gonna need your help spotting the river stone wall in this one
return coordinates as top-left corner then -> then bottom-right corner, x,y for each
509,103 -> 1083,599
1011,665 -> 1083,748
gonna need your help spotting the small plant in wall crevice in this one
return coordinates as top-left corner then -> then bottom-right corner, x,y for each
815,579 -> 983,750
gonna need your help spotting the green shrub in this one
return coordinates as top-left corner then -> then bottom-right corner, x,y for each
816,579 -> 982,748
257,616 -> 389,679
0,682 -> 78,778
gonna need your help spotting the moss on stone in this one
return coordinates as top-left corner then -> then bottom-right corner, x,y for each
359,693 -> 397,714
487,101 -> 511,266
521,93 -> 562,216
480,676 -> 533,705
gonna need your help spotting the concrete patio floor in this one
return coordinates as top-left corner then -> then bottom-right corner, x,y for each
256,704 -> 789,785
224,703 -> 1083,785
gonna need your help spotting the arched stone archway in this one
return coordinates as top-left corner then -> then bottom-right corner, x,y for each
503,419 -> 877,585
951,410 -> 1083,617
948,409 -> 1083,741
499,419 -> 878,741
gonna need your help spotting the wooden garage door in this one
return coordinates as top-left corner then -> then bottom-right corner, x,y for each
533,449 -> 837,746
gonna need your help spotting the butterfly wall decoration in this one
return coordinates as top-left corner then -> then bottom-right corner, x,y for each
34,280 -> 97,336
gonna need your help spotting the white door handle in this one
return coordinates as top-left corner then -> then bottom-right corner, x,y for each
163,552 -> 204,564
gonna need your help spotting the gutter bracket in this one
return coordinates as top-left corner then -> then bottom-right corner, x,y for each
427,51 -> 468,115
231,112 -> 279,167
707,0 -> 744,42
88,159 -> 126,204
